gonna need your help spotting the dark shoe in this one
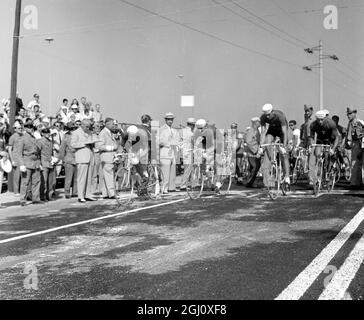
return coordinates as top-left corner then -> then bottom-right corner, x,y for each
108,196 -> 116,200
78,199 -> 86,203
85,197 -> 97,201
71,194 -> 78,198
65,195 -> 71,199
245,184 -> 254,188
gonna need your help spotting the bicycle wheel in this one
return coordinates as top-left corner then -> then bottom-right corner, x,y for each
291,158 -> 301,185
327,160 -> 340,192
216,167 -> 232,196
313,160 -> 323,196
241,157 -> 250,184
114,167 -> 134,205
186,165 -> 204,199
146,164 -> 163,200
267,163 -> 280,200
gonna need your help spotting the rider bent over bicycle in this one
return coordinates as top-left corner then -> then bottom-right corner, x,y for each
309,110 -> 340,186
260,103 -> 291,188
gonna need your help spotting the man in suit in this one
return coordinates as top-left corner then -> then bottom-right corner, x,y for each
159,112 -> 181,193
37,128 -> 55,201
18,123 -> 42,206
8,121 -> 24,195
59,122 -> 78,199
71,119 -> 97,203
96,118 -> 119,199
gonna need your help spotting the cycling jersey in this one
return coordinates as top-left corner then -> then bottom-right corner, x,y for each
310,118 -> 339,144
260,110 -> 288,139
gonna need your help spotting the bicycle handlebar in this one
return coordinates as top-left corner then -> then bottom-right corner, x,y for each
260,143 -> 286,148
310,144 -> 331,148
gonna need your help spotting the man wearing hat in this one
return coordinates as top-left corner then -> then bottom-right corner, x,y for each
68,104 -> 83,122
244,117 -> 261,187
260,103 -> 290,187
71,119 -> 97,203
159,112 -> 181,193
300,105 -> 315,148
26,93 -> 41,112
95,118 -> 119,199
18,123 -> 42,205
309,110 -> 340,188
59,122 -> 78,198
8,121 -> 24,195
346,106 -> 364,188
180,118 -> 196,190
37,128 -> 56,201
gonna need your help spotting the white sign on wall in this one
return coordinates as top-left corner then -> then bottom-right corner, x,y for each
181,95 -> 195,107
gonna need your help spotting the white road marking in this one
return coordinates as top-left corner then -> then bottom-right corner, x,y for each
246,193 -> 263,198
275,206 -> 364,300
319,233 -> 364,300
0,198 -> 188,245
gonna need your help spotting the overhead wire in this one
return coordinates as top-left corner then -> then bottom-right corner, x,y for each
211,0 -> 306,50
115,0 -> 303,69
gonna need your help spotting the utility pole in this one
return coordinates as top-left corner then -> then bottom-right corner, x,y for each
9,0 -> 22,128
45,38 -> 55,116
8,0 -> 22,193
303,40 -> 338,110
319,40 -> 323,110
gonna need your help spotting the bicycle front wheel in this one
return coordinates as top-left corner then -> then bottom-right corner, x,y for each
114,167 -> 134,205
313,160 -> 323,196
267,163 -> 280,200
291,158 -> 301,185
146,164 -> 164,200
186,165 -> 204,199
216,173 -> 232,196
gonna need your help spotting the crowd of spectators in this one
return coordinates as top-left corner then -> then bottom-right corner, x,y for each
0,93 -> 107,207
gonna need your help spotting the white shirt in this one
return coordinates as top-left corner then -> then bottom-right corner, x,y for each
290,128 -> 301,147
67,112 -> 83,122
27,100 -> 41,111
34,131 -> 42,140
82,110 -> 94,120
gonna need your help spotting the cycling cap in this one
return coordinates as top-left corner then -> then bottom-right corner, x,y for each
262,103 -> 273,114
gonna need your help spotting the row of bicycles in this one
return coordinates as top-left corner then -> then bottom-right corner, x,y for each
113,148 -> 235,206
238,143 -> 351,200
112,142 -> 352,205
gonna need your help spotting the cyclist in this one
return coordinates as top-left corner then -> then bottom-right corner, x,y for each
260,103 -> 290,188
332,115 -> 349,174
309,110 -> 340,188
123,125 -> 149,190
193,119 -> 222,192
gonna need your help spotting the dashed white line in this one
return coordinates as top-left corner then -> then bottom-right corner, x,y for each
319,233 -> 364,300
275,206 -> 364,300
0,198 -> 188,245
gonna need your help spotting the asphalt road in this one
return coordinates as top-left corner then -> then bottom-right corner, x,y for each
0,185 -> 363,300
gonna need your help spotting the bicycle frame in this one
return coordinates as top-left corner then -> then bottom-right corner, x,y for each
261,143 -> 288,200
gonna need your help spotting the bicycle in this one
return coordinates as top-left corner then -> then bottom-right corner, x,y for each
236,151 -> 250,184
185,148 -> 233,199
291,147 -> 309,185
261,143 -> 289,200
114,153 -> 164,205
310,144 -> 337,196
